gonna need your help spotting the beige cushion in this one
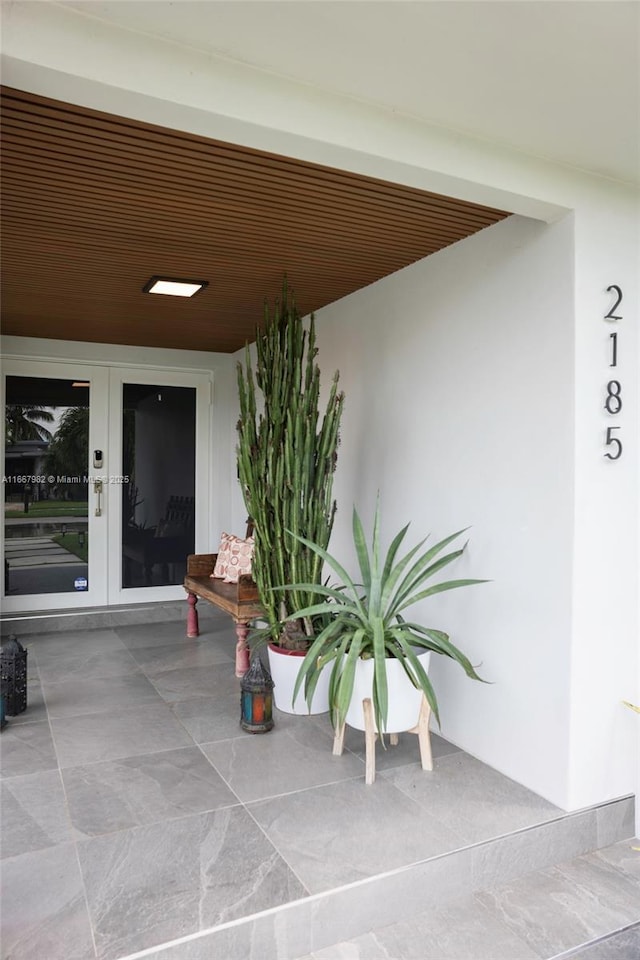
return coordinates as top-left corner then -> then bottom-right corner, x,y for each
211,532 -> 255,583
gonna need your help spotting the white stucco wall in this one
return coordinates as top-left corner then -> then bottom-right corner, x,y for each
313,214 -> 577,807
568,190 -> 639,811
313,186 -> 638,814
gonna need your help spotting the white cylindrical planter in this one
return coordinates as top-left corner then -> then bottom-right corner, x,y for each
345,651 -> 432,733
267,643 -> 330,715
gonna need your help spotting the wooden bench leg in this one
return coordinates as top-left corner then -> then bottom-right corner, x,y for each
363,698 -> 376,785
186,592 -> 199,638
234,621 -> 250,677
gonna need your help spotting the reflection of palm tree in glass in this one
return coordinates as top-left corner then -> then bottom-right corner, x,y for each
46,407 -> 89,480
5,405 -> 54,443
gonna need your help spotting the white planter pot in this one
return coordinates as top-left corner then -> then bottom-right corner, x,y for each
345,650 -> 432,733
267,643 -> 330,715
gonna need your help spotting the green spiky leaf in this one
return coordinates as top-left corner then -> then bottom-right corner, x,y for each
277,499 -> 488,730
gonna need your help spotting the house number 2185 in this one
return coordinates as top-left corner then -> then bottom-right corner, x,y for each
603,284 -> 623,461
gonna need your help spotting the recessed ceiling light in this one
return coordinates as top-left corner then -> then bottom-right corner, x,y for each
142,276 -> 208,298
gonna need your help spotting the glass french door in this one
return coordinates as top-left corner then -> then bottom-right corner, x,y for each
106,367 -> 211,605
2,360 -> 109,611
2,361 -> 211,611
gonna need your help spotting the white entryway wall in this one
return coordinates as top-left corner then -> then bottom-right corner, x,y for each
310,205 -> 637,816
312,214 -> 576,808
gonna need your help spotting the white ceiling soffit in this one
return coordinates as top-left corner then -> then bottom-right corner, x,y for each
54,0 -> 640,186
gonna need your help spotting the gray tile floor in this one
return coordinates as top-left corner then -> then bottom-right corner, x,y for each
1,610 -> 637,960
299,911 -> 640,960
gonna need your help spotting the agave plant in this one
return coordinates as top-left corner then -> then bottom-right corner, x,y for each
282,501 -> 487,733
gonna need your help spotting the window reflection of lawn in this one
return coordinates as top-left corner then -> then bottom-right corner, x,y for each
52,531 -> 88,563
4,500 -> 88,519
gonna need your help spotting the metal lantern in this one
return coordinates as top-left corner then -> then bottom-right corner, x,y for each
240,656 -> 274,733
1,634 -> 28,716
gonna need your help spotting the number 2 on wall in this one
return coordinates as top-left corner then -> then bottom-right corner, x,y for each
604,284 -> 623,321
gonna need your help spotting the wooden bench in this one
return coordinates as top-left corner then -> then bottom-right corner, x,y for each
184,553 -> 264,677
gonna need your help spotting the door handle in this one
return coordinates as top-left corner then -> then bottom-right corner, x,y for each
94,480 -> 103,516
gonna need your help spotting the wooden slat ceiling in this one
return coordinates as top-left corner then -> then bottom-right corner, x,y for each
1,87 -> 510,353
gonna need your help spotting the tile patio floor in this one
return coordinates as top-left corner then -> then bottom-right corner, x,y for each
1,608 -> 637,960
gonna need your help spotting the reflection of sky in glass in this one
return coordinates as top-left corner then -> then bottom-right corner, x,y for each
48,406 -> 65,436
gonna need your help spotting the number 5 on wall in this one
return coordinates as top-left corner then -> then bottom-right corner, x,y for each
604,426 -> 622,460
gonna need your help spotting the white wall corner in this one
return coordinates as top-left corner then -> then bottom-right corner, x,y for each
567,192 -> 640,813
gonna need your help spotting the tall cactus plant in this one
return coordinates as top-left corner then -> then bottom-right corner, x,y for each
236,279 -> 345,647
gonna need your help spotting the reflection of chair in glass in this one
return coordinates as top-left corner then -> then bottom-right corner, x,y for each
122,496 -> 195,586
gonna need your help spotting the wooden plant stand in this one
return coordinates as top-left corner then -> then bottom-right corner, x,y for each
333,694 -> 433,785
